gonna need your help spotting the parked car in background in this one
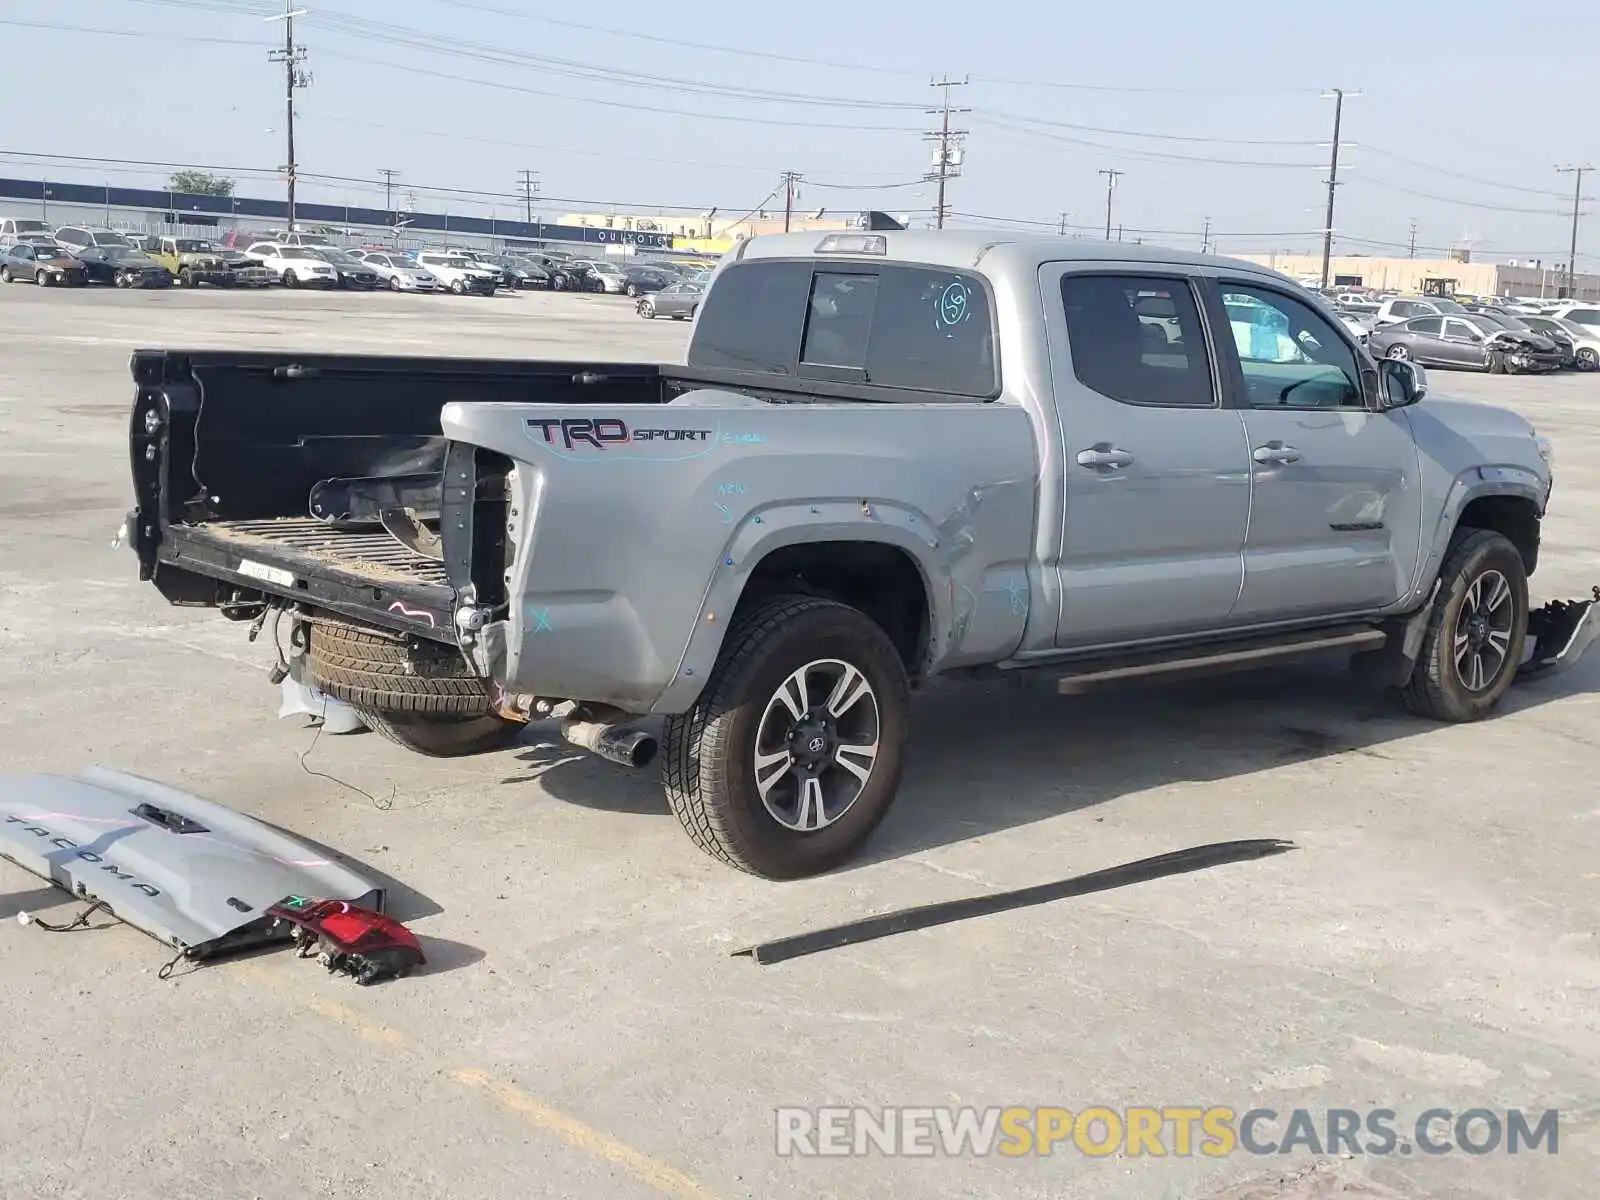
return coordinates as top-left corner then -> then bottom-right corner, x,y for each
0,216 -> 51,247
212,248 -> 275,287
414,251 -> 497,295
1373,296 -> 1468,326
272,230 -> 335,248
1550,319 -> 1600,371
1366,313 -> 1559,373
0,242 -> 87,287
245,243 -> 339,288
52,226 -> 137,254
485,255 -> 546,289
580,259 -> 627,293
1499,314 -> 1577,367
124,233 -> 162,253
152,237 -> 234,288
1548,303 -> 1600,342
620,262 -> 679,298
304,247 -> 382,290
12,233 -> 61,250
1336,312 -> 1374,342
546,260 -> 604,292
350,250 -> 438,292
636,279 -> 703,319
73,245 -> 174,288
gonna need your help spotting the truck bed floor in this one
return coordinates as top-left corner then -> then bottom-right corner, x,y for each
192,517 -> 451,587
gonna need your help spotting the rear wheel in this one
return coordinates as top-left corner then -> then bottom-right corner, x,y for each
1385,344 -> 1410,360
661,595 -> 910,878
1,266 -> 12,283
637,299 -> 654,318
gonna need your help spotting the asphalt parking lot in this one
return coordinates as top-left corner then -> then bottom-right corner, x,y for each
1,285 -> 1597,1200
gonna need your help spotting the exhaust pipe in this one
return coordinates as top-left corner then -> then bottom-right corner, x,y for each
561,714 -> 658,769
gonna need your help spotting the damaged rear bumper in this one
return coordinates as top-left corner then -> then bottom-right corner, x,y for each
1519,587 -> 1600,679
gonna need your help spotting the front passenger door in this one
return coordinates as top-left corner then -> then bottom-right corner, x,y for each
1440,318 -> 1489,368
1217,280 -> 1424,621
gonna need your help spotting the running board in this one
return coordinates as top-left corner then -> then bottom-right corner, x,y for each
1049,625 -> 1387,695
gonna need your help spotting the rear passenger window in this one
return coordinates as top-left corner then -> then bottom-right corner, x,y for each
693,261 -> 997,396
1061,274 -> 1214,408
691,261 -> 812,375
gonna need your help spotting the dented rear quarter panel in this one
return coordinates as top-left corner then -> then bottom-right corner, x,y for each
439,395 -> 1041,714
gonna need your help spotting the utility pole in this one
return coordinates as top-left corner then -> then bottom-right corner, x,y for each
924,76 -> 969,230
1098,169 -> 1123,240
517,169 -> 541,229
1058,212 -> 1069,236
1201,216 -> 1212,254
1319,88 -> 1358,290
1407,217 -> 1417,259
266,3 -> 310,230
1557,164 -> 1591,300
379,168 -> 399,216
781,171 -> 803,232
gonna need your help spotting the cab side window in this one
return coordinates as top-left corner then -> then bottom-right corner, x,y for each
1221,283 -> 1364,409
1061,274 -> 1215,408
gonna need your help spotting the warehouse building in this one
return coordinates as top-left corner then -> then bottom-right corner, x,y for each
1236,253 -> 1600,302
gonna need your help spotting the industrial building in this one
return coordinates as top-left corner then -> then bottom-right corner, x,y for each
1235,253 -> 1600,302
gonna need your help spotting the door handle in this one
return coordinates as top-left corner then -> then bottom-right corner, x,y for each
1077,447 -> 1135,469
1252,443 -> 1302,465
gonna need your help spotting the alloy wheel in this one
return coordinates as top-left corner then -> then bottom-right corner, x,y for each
753,659 -> 880,832
1453,569 -> 1515,692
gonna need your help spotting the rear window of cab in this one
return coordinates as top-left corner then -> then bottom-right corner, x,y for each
689,260 -> 998,398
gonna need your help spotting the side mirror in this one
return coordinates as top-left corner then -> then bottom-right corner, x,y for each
1377,357 -> 1427,409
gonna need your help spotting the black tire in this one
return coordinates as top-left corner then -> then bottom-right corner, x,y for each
177,268 -> 193,288
35,270 -> 50,287
1384,344 -> 1409,360
355,709 -> 518,758
625,283 -> 640,297
0,266 -> 11,283
1401,529 -> 1528,723
306,618 -> 493,717
661,595 -> 911,879
450,279 -> 464,295
552,274 -> 566,291
637,299 -> 654,318
1576,347 -> 1598,372
283,270 -> 299,289
1487,350 -> 1507,374
390,276 -> 403,292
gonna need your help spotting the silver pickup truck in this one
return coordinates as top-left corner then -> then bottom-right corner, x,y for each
126,231 -> 1596,878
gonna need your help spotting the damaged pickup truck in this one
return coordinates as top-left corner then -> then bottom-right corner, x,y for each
124,232 -> 1598,878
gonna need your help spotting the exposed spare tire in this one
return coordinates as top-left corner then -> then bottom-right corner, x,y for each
303,617 -> 519,757
355,709 -> 517,757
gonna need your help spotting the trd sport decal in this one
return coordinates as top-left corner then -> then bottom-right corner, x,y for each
527,417 -> 713,449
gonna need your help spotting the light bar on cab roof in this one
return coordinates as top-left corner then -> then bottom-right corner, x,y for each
815,234 -> 888,255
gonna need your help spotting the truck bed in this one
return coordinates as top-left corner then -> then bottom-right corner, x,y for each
194,518 -> 450,589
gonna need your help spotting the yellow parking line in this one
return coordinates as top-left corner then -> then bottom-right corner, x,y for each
237,964 -> 718,1199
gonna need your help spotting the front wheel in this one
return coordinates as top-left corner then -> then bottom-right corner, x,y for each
36,270 -> 50,287
0,266 -> 12,283
661,595 -> 910,878
1385,344 -> 1410,361
637,299 -> 654,318
283,270 -> 299,288
177,268 -> 193,288
390,276 -> 403,291
1576,347 -> 1598,372
1487,349 -> 1508,374
625,283 -> 640,297
1401,529 -> 1528,722
450,280 -> 464,295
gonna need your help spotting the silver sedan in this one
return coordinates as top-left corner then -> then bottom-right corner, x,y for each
636,280 -> 703,320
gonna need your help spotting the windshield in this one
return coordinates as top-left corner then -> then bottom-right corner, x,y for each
36,247 -> 71,261
432,257 -> 471,268
591,262 -> 622,275
1430,299 -> 1466,314
13,220 -> 48,234
1472,313 -> 1512,330
280,248 -> 321,260
104,248 -> 147,262
173,240 -> 214,253
312,249 -> 357,264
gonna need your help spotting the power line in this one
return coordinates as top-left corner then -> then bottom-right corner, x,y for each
1361,146 -> 1569,198
1356,175 -> 1574,215
978,116 -> 1323,168
982,109 -> 1323,147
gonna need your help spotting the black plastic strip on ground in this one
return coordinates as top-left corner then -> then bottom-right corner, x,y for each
735,839 -> 1297,966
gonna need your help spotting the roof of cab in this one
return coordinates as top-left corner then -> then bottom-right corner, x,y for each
731,229 -> 1286,282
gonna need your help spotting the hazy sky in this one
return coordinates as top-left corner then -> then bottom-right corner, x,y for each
2,0 -> 1595,263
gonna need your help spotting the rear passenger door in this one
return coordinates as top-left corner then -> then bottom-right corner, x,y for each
1043,267 -> 1251,646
